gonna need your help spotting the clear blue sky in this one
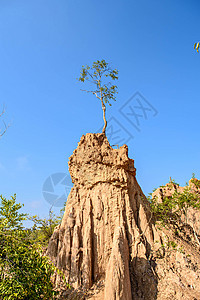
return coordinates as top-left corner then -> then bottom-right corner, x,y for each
0,0 -> 199,220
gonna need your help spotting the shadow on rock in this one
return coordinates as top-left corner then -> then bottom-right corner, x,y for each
130,257 -> 158,300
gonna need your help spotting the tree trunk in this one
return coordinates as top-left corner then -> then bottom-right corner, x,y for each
98,80 -> 107,135
102,103 -> 107,134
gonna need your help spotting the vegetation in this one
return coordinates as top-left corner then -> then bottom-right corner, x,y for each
1,176 -> 199,297
0,194 -> 68,300
27,207 -> 64,248
78,59 -> 118,134
149,177 -> 200,247
150,187 -> 200,228
191,173 -> 200,189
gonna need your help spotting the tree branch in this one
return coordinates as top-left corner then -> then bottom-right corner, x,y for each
0,106 -> 5,118
0,120 -> 10,137
80,89 -> 101,100
0,105 -> 10,137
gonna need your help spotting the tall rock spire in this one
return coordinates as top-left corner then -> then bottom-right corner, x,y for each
47,133 -> 156,299
47,133 -> 200,299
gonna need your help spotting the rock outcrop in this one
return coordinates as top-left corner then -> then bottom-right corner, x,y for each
152,179 -> 200,239
47,133 -> 200,299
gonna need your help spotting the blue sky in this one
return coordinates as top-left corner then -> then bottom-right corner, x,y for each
0,0 -> 199,221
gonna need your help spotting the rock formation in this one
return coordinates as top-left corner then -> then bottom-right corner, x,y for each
47,133 -> 200,299
151,180 -> 200,300
152,179 -> 200,239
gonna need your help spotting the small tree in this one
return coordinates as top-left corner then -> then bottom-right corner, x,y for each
78,59 -> 118,134
28,205 -> 65,248
0,194 -> 69,299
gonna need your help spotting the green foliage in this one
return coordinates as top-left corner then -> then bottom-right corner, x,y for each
169,178 -> 179,186
28,208 -> 63,248
190,174 -> 200,189
149,179 -> 200,258
0,195 -> 68,299
168,240 -> 177,249
0,194 -> 27,230
0,233 -> 58,299
149,195 -> 178,228
154,238 -> 184,259
173,187 -> 200,219
78,59 -> 119,133
150,184 -> 200,229
78,59 -> 118,105
194,42 -> 200,52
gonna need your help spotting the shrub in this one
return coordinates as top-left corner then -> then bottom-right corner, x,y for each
149,180 -> 200,249
0,194 -> 65,300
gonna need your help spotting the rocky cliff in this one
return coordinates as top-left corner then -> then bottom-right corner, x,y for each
152,179 -> 200,240
47,133 -> 200,300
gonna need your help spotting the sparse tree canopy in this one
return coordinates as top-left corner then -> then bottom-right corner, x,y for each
27,207 -> 64,248
194,42 -> 200,52
78,59 -> 118,134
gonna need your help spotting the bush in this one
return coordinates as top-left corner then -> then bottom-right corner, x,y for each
149,179 -> 200,249
0,194 -> 63,300
150,185 -> 200,229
